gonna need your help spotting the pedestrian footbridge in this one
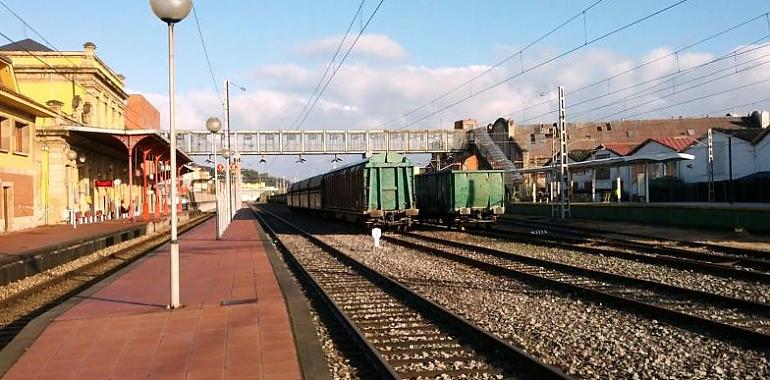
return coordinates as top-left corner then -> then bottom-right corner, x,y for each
165,129 -> 470,156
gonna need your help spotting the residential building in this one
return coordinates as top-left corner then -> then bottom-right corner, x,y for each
0,53 -> 57,231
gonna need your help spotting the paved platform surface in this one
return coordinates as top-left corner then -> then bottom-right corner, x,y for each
2,209 -> 300,380
0,220 -> 146,256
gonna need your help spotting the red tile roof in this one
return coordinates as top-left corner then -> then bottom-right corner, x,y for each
599,142 -> 637,156
648,136 -> 697,152
512,116 -> 752,165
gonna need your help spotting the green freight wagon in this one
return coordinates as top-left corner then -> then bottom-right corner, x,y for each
415,170 -> 505,226
323,152 -> 418,227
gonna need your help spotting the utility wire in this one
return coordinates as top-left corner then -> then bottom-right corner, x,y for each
289,0 -> 366,130
617,76 -> 770,120
506,11 -> 770,122
395,0 -> 690,130
381,0 -> 606,128
702,96 -> 770,116
522,37 -> 770,122
0,1 -> 157,124
0,30 -> 150,126
192,3 -> 223,104
574,50 -> 770,121
595,57 -> 770,120
295,0 -> 385,131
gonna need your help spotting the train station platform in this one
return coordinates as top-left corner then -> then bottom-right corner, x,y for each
0,220 -> 148,286
0,209 -> 305,380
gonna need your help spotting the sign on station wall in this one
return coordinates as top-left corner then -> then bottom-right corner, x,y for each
94,180 -> 113,187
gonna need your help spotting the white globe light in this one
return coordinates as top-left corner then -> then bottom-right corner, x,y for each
66,150 -> 77,161
149,0 -> 192,24
113,178 -> 122,186
206,117 -> 221,134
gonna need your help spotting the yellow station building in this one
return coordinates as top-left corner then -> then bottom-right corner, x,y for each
0,39 -> 189,230
0,53 -> 57,231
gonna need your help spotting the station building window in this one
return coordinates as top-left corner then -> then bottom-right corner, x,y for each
0,116 -> 9,151
596,167 -> 611,180
14,121 -> 29,154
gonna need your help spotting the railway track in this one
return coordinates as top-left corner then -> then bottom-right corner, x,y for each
0,214 -> 213,352
254,209 -> 570,380
386,231 -> 770,350
466,220 -> 770,283
499,219 -> 770,272
502,217 -> 770,260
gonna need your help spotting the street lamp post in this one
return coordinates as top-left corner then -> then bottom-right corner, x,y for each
66,150 -> 78,227
221,148 -> 232,222
206,117 -> 223,239
150,0 -> 192,310
224,80 -> 245,219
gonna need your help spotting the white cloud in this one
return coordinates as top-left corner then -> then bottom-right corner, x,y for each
295,34 -> 407,61
143,42 -> 770,177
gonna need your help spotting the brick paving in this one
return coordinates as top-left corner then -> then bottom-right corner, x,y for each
2,209 -> 301,380
0,220 -> 146,256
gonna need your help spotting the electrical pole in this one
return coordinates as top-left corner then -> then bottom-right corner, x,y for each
223,79 -> 232,221
558,86 -> 569,220
707,128 -> 714,202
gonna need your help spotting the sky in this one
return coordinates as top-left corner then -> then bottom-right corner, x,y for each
2,0 -> 770,179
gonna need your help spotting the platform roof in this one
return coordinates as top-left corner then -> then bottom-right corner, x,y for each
517,152 -> 694,174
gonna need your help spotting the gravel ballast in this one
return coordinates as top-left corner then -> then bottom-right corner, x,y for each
261,207 -> 770,379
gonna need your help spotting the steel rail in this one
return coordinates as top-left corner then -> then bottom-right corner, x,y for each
474,223 -> 770,282
253,208 -> 571,380
502,218 -> 770,262
386,233 -> 770,350
253,210 -> 399,380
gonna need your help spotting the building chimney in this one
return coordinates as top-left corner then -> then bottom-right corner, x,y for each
521,149 -> 530,169
454,119 -> 477,130
46,99 -> 64,114
83,42 -> 96,58
506,119 -> 515,139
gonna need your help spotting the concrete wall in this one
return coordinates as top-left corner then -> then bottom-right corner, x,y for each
751,131 -> 769,173
680,131 -> 759,183
0,105 -> 41,231
126,95 -> 160,130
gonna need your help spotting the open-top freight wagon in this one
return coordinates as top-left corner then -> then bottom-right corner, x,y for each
415,169 -> 505,227
287,153 -> 419,227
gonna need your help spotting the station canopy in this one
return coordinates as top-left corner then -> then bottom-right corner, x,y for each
516,152 -> 695,174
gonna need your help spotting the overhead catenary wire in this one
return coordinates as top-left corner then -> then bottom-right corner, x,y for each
0,30 -> 152,127
587,55 -> 770,121
394,0 -> 690,131
615,76 -> 770,120
521,37 -> 770,123
380,0 -> 606,129
289,0 -> 366,131
702,96 -> 770,116
507,12 -> 770,123
192,2 -> 223,104
566,39 -> 770,118
294,0 -> 385,131
0,1 -> 163,126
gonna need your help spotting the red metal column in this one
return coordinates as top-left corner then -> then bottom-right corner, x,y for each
128,147 -> 134,220
176,166 -> 183,212
163,160 -> 170,216
142,150 -> 151,220
154,157 -> 161,220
